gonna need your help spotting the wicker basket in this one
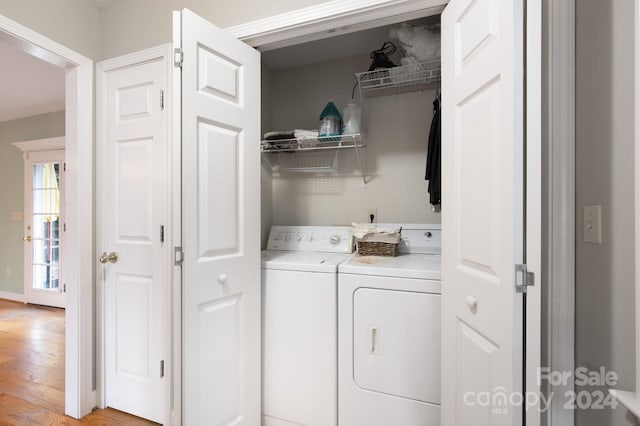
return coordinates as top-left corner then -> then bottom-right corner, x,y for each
356,240 -> 399,257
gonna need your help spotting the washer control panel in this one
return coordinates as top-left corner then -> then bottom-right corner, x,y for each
267,226 -> 353,253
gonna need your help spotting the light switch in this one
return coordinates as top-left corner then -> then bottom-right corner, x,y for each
583,205 -> 602,244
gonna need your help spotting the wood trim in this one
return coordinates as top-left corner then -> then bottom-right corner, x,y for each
0,15 -> 88,67
0,13 -> 94,420
171,12 -> 183,425
66,60 -> 95,419
637,0 -> 640,405
545,0 -> 576,424
526,0 -> 542,424
0,291 -> 25,303
610,0 -> 640,418
225,0 -> 447,50
13,137 -> 65,154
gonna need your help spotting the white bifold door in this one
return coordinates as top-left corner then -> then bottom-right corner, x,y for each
175,9 -> 261,426
99,10 -> 261,424
101,53 -> 171,424
441,0 -> 526,425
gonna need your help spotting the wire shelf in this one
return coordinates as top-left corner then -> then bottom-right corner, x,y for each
356,59 -> 441,98
260,134 -> 367,185
260,134 -> 364,153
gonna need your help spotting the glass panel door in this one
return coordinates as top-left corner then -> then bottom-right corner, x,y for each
31,162 -> 61,292
23,148 -> 65,308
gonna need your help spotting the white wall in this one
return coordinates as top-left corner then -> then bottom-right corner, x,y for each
99,0 -> 333,59
264,54 -> 440,228
0,111 -> 65,295
576,1 -> 637,425
0,0 -> 100,60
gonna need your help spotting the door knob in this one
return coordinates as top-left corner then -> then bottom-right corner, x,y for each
217,274 -> 228,285
99,252 -> 118,264
23,236 -> 32,242
466,296 -> 478,312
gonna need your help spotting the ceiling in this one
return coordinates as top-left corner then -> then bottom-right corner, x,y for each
0,39 -> 65,123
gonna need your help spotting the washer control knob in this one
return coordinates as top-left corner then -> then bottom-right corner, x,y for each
297,235 -> 303,242
307,235 -> 313,242
285,235 -> 291,242
330,235 -> 341,245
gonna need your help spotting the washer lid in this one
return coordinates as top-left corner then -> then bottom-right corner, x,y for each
261,250 -> 349,273
339,254 -> 441,280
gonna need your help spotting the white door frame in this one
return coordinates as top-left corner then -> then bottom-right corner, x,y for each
0,14 -> 94,419
96,44 -> 175,422
609,0 -> 640,419
543,0 -> 576,424
227,2 -> 572,426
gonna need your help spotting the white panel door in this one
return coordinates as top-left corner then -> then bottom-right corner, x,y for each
102,57 -> 169,424
177,9 -> 261,425
441,0 -> 525,424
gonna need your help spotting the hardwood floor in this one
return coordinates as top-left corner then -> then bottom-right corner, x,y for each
0,299 -> 158,425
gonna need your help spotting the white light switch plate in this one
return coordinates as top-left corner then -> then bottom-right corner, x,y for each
583,205 -> 602,244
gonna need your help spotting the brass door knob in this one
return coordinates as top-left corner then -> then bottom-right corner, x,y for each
99,252 -> 118,264
23,236 -> 32,242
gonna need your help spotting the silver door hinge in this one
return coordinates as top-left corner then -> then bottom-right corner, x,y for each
160,90 -> 165,110
174,246 -> 184,266
63,163 -> 66,172
63,284 -> 66,293
515,264 -> 535,293
174,48 -> 183,68
160,360 -> 165,378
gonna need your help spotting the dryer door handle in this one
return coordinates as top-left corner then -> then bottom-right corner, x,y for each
370,325 -> 380,355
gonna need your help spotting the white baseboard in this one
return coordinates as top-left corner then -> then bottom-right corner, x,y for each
0,291 -> 25,303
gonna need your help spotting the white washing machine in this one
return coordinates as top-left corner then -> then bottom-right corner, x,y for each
338,224 -> 442,426
261,226 -> 353,426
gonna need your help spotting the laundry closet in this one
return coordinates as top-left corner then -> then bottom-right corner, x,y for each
258,12 -> 444,426
259,14 -> 442,244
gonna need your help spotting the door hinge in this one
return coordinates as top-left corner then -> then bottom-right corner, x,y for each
160,360 -> 165,378
63,163 -> 66,172
515,264 -> 535,293
63,283 -> 66,293
160,90 -> 165,110
174,246 -> 184,266
174,48 -> 183,68
160,225 -> 165,244
63,223 -> 66,232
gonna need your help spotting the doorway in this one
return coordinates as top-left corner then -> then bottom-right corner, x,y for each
11,142 -> 67,309
24,152 -> 65,308
0,14 -> 94,419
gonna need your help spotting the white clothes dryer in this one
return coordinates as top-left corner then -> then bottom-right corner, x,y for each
261,226 -> 352,426
338,224 -> 442,426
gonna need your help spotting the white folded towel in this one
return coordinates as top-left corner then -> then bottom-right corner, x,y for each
294,129 -> 319,139
351,223 -> 401,243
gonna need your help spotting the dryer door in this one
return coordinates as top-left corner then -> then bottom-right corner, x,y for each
353,287 -> 441,404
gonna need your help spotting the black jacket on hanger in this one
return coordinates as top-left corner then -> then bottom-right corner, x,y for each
426,95 -> 441,207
